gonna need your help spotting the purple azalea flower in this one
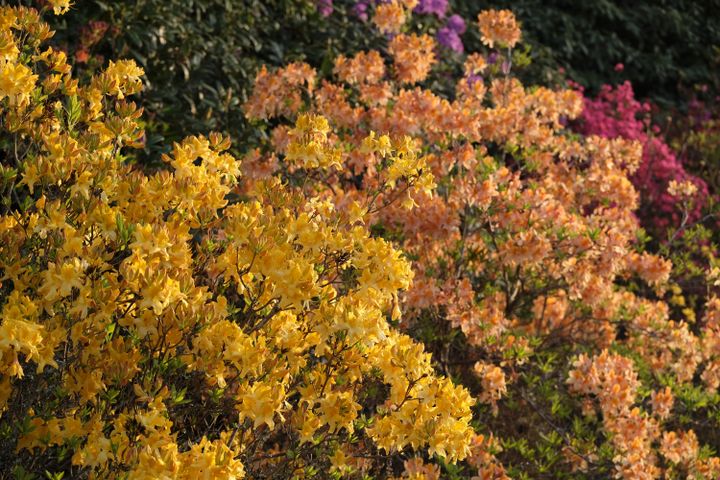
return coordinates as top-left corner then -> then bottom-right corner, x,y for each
437,26 -> 463,53
316,0 -> 333,17
487,52 -> 499,64
353,0 -> 369,21
414,0 -> 448,18
467,73 -> 483,87
446,14 -> 466,34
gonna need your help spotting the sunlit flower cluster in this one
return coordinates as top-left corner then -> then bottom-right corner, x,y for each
477,9 -> 521,49
0,6 -> 473,478
244,7 -> 720,479
576,81 -> 709,232
3,4 -> 720,479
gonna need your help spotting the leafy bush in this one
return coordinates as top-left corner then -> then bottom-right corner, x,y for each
0,5 -> 473,478
37,0 -> 720,157
573,80 -> 709,235
243,6 -> 720,479
38,0 -> 388,160
3,2 -> 720,480
454,0 -> 720,109
671,94 -> 720,197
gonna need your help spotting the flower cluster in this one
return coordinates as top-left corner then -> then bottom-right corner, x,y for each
244,7 -> 720,478
568,349 -> 718,479
0,6 -> 475,478
477,9 -> 521,49
576,81 -> 709,232
333,0 -> 472,54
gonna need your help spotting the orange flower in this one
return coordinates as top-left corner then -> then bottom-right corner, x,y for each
373,1 -> 406,35
477,9 -> 521,48
660,430 -> 699,465
649,387 -> 674,419
388,34 -> 436,84
334,50 -> 385,85
244,62 -> 316,120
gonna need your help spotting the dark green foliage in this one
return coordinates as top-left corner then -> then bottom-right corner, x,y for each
455,0 -> 720,108
37,0 -> 387,161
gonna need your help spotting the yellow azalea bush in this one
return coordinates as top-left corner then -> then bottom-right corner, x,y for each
0,5 -> 476,478
244,7 -> 720,480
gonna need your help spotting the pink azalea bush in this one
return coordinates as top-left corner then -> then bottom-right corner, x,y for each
574,81 -> 708,233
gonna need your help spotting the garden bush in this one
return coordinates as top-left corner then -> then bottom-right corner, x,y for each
23,0 -> 719,161
2,2 -> 720,480
31,0 -> 389,161
240,4 -> 720,477
0,4 -> 471,478
573,80 -> 709,235
454,0 -> 720,109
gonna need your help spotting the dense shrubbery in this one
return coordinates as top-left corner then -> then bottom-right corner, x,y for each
0,4 -> 473,478
35,0 -> 720,149
574,80 -> 710,234
241,5 -> 720,477
455,0 -> 720,109
2,2 -> 720,480
671,93 -> 720,198
31,0 -> 397,161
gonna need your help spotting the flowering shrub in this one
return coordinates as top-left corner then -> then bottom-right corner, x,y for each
318,0 -> 471,55
0,5 -> 476,478
575,80 -> 709,233
3,3 -> 720,480
244,7 -> 720,479
450,0 -> 720,111
672,92 -> 720,198
43,0 -> 395,164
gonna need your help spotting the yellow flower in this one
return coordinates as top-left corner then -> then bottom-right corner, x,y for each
101,59 -> 145,98
18,163 -> 40,194
138,273 -> 185,315
237,382 -> 285,429
286,114 -> 342,170
48,0 -> 72,15
317,390 -> 360,434
0,60 -> 37,106
330,447 -> 353,475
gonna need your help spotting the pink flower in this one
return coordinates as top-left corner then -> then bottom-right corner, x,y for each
575,81 -> 708,233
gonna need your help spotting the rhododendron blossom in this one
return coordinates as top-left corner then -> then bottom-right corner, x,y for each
243,8 -> 720,479
576,81 -> 709,232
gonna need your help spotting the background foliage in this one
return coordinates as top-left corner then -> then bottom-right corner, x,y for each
37,0 -> 386,159
461,0 -> 720,108
28,0 -> 720,153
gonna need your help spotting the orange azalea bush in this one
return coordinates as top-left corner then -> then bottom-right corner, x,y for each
243,7 -> 720,480
0,5 -> 478,479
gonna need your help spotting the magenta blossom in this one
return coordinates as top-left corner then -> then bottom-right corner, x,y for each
352,0 -> 369,21
576,81 -> 708,232
437,26 -> 463,53
315,0 -> 333,17
414,0 -> 448,17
